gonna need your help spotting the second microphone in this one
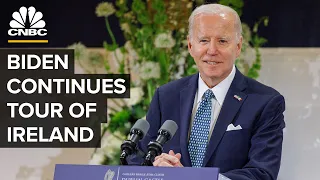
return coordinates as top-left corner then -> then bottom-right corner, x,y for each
142,120 -> 178,166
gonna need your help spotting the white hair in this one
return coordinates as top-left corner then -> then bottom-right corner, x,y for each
188,3 -> 242,42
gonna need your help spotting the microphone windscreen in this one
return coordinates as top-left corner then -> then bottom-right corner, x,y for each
131,119 -> 150,138
159,120 -> 178,139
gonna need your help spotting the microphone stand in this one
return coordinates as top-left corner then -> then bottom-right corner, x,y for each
141,130 -> 170,166
141,142 -> 160,166
119,129 -> 141,165
119,147 -> 129,165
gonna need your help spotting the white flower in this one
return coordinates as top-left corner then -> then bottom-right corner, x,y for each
110,48 -> 126,69
154,33 -> 176,48
182,40 -> 188,46
125,87 -> 144,106
124,122 -> 132,129
192,64 -> 198,70
176,49 -> 189,65
179,28 -> 186,33
174,65 -> 185,80
181,50 -> 189,57
187,2 -> 193,8
177,56 -> 186,65
124,12 -> 134,20
121,23 -> 131,34
138,61 -> 161,80
67,42 -> 88,60
170,20 -> 178,26
125,41 -> 139,62
96,2 -> 115,17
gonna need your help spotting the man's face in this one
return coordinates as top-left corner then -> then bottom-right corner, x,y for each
188,13 -> 242,85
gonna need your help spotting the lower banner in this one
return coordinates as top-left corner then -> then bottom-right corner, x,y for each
54,164 -> 220,180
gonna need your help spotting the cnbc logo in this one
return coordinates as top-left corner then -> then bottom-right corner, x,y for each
8,6 -> 48,43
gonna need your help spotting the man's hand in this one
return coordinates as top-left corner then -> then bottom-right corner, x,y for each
153,150 -> 184,167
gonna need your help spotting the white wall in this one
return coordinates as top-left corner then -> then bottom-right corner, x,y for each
256,48 -> 320,180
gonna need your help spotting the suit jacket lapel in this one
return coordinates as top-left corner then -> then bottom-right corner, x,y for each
203,69 -> 248,166
179,73 -> 198,167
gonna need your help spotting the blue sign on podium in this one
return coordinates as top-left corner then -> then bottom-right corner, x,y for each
54,164 -> 219,180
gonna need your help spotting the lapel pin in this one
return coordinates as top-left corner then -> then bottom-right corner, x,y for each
234,95 -> 242,101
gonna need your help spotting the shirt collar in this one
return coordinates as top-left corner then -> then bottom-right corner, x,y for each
197,65 -> 236,105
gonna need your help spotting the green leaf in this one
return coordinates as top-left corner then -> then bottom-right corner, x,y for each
108,109 -> 131,133
154,13 -> 167,25
253,63 -> 261,70
118,59 -> 125,74
247,69 -> 259,79
152,0 -> 165,12
137,12 -> 151,24
132,0 -> 150,24
218,0 -> 244,16
116,0 -> 129,15
132,0 -> 146,13
158,50 -> 169,85
88,51 -> 103,65
143,98 -> 150,107
186,55 -> 195,67
186,66 -> 197,76
252,35 -> 267,47
115,0 -> 129,18
103,41 -> 118,51
132,105 -> 147,119
136,26 -> 153,44
258,37 -> 267,46
104,59 -> 111,72
147,80 -> 152,104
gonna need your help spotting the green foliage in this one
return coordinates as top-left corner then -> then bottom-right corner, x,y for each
247,16 -> 268,79
132,0 -> 150,24
78,0 -> 269,165
218,0 -> 244,16
185,55 -> 198,76
152,0 -> 167,25
131,104 -> 147,119
108,109 -> 131,133
115,0 -> 128,17
103,41 -> 118,51
157,50 -> 169,85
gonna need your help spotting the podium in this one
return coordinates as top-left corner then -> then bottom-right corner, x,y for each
53,164 -> 220,180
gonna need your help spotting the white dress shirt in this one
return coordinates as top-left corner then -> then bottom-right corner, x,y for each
188,65 -> 236,140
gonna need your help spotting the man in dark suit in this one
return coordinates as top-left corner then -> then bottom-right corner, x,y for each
128,3 -> 285,180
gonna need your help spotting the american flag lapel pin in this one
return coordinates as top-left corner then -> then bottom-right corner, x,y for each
234,95 -> 242,101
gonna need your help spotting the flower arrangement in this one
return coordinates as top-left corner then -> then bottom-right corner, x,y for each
68,0 -> 268,165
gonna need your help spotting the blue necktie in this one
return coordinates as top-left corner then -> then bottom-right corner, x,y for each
188,89 -> 214,167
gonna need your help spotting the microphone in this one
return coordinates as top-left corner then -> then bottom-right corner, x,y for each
120,119 -> 150,165
142,120 -> 178,166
